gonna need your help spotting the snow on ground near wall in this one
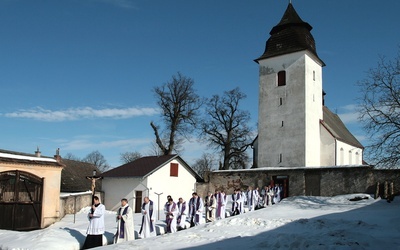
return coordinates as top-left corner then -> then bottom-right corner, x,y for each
0,194 -> 399,250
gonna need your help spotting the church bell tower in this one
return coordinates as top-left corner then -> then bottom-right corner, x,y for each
255,3 -> 325,167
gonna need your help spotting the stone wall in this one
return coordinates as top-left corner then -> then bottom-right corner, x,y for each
196,166 -> 400,199
59,191 -> 104,219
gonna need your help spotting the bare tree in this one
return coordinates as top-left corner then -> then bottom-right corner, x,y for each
82,150 -> 110,172
147,142 -> 163,156
192,153 -> 216,178
151,72 -> 203,155
357,48 -> 400,168
120,151 -> 142,164
63,153 -> 81,161
200,87 -> 252,170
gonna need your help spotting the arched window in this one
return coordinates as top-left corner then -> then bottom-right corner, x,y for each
349,151 -> 352,165
339,148 -> 344,165
278,71 -> 286,86
355,152 -> 360,165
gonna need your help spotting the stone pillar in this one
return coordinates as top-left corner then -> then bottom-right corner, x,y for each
384,181 -> 388,199
374,182 -> 380,199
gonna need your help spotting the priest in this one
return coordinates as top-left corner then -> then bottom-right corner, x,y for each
139,197 -> 156,238
114,198 -> 135,243
82,196 -> 105,249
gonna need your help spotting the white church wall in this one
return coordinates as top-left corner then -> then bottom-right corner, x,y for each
258,51 -> 323,168
304,54 -> 323,166
320,124 -> 336,166
336,141 -> 363,166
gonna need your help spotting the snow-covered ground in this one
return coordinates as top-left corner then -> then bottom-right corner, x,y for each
0,194 -> 399,250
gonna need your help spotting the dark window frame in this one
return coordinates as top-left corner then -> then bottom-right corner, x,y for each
278,71 -> 286,86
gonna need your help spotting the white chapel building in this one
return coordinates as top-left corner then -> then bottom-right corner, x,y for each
252,3 -> 363,168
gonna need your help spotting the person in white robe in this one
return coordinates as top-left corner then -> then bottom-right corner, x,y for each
231,189 -> 244,215
114,198 -> 135,243
273,185 -> 281,204
266,185 -> 274,206
163,195 -> 172,221
82,196 -> 105,249
205,192 -> 216,222
247,186 -> 258,212
188,192 -> 204,226
215,190 -> 226,220
177,197 -> 188,229
255,187 -> 262,208
165,198 -> 178,233
139,197 -> 156,239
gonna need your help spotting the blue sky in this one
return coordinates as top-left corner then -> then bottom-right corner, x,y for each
1,0 -> 399,168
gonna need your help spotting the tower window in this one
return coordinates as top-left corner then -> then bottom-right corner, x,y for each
279,153 -> 282,163
281,121 -> 284,127
279,97 -> 283,106
277,71 -> 286,86
313,70 -> 316,81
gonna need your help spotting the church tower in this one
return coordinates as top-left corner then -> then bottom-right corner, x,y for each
255,3 -> 325,167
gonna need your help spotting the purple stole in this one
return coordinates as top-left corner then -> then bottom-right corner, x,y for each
139,200 -> 154,234
118,206 -> 129,238
190,197 -> 201,222
177,202 -> 186,224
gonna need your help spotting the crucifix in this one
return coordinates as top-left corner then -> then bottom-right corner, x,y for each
86,169 -> 103,214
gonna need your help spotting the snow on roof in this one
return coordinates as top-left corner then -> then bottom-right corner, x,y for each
0,152 -> 57,163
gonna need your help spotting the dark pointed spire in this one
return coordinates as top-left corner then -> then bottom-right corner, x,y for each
255,3 -> 325,66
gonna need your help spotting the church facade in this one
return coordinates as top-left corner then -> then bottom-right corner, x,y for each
252,3 -> 363,168
195,3 -> 397,200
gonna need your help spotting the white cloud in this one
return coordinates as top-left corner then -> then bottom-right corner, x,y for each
3,106 -> 159,122
337,104 -> 360,124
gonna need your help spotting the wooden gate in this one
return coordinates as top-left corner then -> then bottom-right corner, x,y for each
0,170 -> 43,230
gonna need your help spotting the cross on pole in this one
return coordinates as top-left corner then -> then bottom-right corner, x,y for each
86,169 -> 103,214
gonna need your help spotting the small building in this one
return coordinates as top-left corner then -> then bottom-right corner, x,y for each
0,149 -> 64,230
101,155 -> 202,219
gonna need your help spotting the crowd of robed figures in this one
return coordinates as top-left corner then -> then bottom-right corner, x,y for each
81,184 -> 283,249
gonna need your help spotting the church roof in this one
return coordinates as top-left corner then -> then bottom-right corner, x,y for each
101,154 -> 203,181
255,3 -> 325,65
321,106 -> 364,149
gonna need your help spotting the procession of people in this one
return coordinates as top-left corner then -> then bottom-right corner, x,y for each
82,184 -> 283,248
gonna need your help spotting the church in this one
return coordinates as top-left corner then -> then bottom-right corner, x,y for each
252,3 -> 363,168
197,3 -> 399,199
